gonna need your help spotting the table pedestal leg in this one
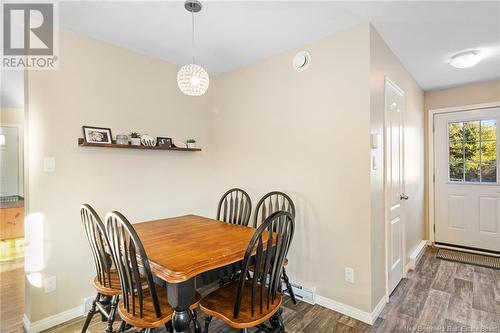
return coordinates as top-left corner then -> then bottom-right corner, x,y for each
167,279 -> 195,333
172,309 -> 192,333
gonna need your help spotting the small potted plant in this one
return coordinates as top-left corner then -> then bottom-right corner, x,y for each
186,139 -> 196,149
130,132 -> 141,146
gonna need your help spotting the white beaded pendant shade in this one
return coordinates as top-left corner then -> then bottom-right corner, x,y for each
177,63 -> 209,96
177,0 -> 209,96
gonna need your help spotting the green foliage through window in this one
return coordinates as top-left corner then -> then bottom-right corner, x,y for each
448,119 -> 497,183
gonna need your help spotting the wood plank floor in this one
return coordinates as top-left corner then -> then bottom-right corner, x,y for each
4,248 -> 500,333
0,259 -> 24,333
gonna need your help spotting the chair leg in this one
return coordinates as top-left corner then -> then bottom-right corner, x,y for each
105,295 -> 119,333
81,293 -> 100,333
277,308 -> 286,333
100,295 -> 112,322
165,321 -> 174,333
204,315 -> 213,333
282,268 -> 297,305
191,309 -> 201,333
117,320 -> 126,333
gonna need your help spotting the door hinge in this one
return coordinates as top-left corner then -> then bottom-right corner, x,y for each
434,224 -> 436,232
433,174 -> 435,183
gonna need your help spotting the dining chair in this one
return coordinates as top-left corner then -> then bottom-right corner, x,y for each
200,210 -> 295,333
253,192 -> 297,304
80,204 -> 121,333
105,211 -> 202,333
216,188 -> 252,226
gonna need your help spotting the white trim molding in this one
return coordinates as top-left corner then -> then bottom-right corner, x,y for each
316,295 -> 386,325
408,240 -> 427,270
23,305 -> 84,333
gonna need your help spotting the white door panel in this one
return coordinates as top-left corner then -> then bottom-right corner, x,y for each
434,108 -> 500,252
385,79 -> 405,294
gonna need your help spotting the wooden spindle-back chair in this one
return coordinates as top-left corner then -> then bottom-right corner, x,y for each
105,211 -> 201,333
80,204 -> 121,333
253,192 -> 297,305
201,211 -> 295,332
216,188 -> 252,226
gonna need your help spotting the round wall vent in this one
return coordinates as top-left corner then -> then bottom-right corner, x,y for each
293,51 -> 311,72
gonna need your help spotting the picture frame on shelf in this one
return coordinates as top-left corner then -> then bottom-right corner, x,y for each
82,126 -> 113,144
157,137 -> 173,148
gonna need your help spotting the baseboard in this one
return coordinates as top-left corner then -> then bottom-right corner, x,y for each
408,240 -> 427,270
23,305 -> 84,333
23,314 -> 30,332
371,296 -> 386,323
315,295 -> 385,325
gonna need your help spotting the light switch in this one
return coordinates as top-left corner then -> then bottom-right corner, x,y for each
371,133 -> 380,149
44,157 -> 56,172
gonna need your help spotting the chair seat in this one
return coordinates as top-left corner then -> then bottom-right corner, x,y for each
93,270 -> 121,296
118,285 -> 201,329
200,281 -> 282,329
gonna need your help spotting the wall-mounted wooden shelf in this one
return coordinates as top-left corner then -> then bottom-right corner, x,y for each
78,138 -> 201,151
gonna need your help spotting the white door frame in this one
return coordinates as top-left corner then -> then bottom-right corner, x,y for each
384,77 -> 406,301
427,101 -> 500,246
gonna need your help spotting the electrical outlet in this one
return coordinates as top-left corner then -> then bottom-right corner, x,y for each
44,276 -> 57,293
345,267 -> 354,284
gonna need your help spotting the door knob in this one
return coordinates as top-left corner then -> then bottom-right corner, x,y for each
400,194 -> 409,200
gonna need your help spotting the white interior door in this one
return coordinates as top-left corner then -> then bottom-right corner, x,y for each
0,126 -> 20,197
434,108 -> 500,252
385,79 -> 406,294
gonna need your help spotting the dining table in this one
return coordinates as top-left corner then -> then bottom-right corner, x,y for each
133,214 -> 259,333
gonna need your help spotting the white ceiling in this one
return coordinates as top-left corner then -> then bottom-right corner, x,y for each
1,0 -> 498,107
58,1 -> 500,91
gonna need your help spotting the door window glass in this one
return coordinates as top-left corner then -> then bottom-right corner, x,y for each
448,119 -> 497,183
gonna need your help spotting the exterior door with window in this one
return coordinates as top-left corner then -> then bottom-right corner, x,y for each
434,108 -> 500,252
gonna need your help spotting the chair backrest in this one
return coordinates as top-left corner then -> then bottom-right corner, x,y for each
105,211 -> 162,319
216,188 -> 252,226
253,191 -> 295,228
235,211 -> 295,319
80,204 -> 113,289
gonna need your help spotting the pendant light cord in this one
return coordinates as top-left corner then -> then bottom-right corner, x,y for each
191,7 -> 196,64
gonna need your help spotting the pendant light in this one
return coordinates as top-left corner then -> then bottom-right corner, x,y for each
177,0 -> 209,96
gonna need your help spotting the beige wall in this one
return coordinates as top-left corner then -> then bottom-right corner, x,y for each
212,25 -> 373,312
369,28 -> 425,308
1,107 -> 24,124
26,30 -> 215,322
425,80 -> 500,111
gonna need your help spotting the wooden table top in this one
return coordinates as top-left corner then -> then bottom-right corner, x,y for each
134,215 -> 257,283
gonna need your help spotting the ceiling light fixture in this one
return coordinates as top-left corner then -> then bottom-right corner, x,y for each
177,0 -> 209,96
449,49 -> 484,69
